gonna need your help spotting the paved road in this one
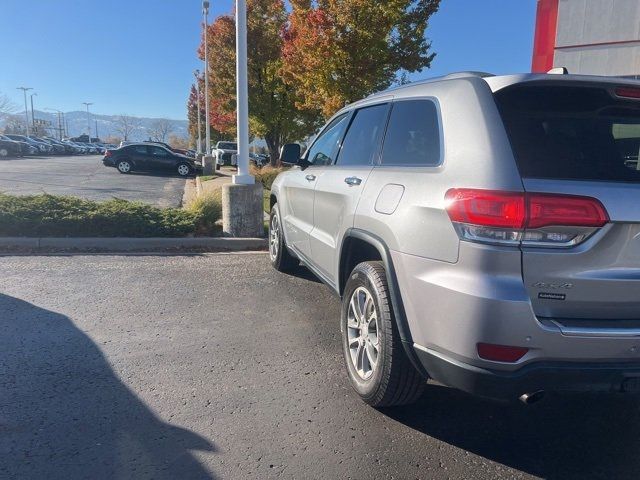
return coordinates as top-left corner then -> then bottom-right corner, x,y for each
1,254 -> 639,479
0,155 -> 186,207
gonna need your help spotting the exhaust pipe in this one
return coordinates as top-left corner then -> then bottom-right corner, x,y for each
519,391 -> 545,405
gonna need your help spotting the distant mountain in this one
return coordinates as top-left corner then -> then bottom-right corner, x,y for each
2,110 -> 189,141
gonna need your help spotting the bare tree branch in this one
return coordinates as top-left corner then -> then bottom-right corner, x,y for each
0,93 -> 17,119
115,115 -> 142,141
149,119 -> 174,143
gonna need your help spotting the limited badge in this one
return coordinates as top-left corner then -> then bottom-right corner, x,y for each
539,292 -> 566,301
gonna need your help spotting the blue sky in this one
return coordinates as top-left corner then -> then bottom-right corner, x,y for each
0,0 -> 537,120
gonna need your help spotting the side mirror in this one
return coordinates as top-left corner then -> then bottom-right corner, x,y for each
280,143 -> 302,166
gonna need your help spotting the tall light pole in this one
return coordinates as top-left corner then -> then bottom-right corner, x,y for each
45,108 -> 64,140
233,0 -> 253,184
82,102 -> 93,142
194,70 -> 203,155
202,1 -> 214,174
16,87 -> 33,136
30,93 -> 38,131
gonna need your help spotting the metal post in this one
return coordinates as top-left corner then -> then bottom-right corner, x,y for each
194,70 -> 203,155
58,112 -> 62,140
95,119 -> 99,140
233,0 -> 253,184
30,93 -> 37,131
82,102 -> 93,142
202,1 -> 214,174
16,87 -> 32,136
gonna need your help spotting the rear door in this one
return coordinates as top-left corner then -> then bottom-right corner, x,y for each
310,103 -> 390,283
147,146 -> 175,170
496,83 -> 640,320
128,145 -> 150,169
280,113 -> 351,259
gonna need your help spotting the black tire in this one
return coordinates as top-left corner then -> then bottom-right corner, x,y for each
117,159 -> 132,174
341,261 -> 426,407
269,204 -> 298,272
177,162 -> 192,177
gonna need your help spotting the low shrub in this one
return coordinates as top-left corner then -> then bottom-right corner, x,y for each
0,193 -> 222,237
250,164 -> 288,190
185,191 -> 223,235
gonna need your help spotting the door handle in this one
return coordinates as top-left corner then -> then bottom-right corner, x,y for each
344,176 -> 362,186
305,174 -> 316,182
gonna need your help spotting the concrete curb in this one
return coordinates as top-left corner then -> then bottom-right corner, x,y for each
0,237 -> 267,253
195,176 -> 203,196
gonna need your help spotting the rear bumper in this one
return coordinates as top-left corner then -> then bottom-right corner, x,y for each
415,345 -> 640,400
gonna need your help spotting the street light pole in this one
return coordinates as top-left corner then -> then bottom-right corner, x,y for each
82,102 -> 93,142
194,70 -> 203,156
30,93 -> 37,132
45,108 -> 64,140
16,87 -> 33,136
233,0 -> 253,185
202,1 -> 214,174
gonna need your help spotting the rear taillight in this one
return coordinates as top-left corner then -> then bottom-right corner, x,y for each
445,189 -> 608,248
105,150 -> 112,157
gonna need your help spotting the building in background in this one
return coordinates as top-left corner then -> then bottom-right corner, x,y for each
532,0 -> 640,77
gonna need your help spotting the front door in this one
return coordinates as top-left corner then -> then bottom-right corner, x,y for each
311,103 -> 390,284
281,113 -> 351,259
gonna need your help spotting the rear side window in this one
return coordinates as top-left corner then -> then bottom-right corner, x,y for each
337,104 -> 389,166
132,145 -> 147,155
380,100 -> 441,166
495,85 -> 640,182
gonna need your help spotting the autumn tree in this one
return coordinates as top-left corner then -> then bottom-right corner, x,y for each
283,0 -> 440,118
199,0 -> 320,164
187,77 -> 227,152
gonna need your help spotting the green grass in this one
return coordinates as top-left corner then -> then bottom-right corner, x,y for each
0,193 -> 222,237
198,175 -> 218,182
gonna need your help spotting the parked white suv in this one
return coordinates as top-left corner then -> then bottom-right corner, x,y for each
213,141 -> 238,166
268,72 -> 640,407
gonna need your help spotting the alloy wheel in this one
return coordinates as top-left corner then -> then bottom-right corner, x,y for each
0,148 -> 8,157
118,161 -> 131,173
269,212 -> 280,261
347,286 -> 380,380
178,164 -> 190,176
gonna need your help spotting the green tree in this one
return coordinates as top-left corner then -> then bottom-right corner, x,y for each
283,0 -> 441,118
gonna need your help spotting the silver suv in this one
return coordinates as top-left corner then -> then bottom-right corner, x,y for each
268,72 -> 640,407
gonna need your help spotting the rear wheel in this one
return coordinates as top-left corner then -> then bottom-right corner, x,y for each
342,261 -> 426,407
177,162 -> 192,177
269,204 -> 298,272
0,148 -> 8,158
117,159 -> 132,174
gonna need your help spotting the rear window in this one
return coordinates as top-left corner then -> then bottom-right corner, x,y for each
495,85 -> 640,182
219,142 -> 237,150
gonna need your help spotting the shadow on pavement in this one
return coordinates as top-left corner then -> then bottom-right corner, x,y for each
383,383 -> 640,479
0,294 -> 216,479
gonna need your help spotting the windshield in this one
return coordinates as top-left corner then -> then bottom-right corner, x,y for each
219,142 -> 237,150
496,84 -> 640,182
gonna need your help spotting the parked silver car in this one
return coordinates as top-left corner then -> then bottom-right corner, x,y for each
269,72 -> 640,406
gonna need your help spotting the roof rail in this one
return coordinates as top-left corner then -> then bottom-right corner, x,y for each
379,71 -> 496,95
547,67 -> 569,75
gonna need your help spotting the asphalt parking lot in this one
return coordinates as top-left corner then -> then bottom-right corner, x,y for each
1,253 -> 640,479
0,155 -> 186,207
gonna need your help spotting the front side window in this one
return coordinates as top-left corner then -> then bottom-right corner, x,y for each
380,100 -> 441,166
496,85 -> 640,182
307,114 -> 350,166
337,104 -> 389,166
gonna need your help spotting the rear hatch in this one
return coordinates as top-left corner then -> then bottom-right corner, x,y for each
496,82 -> 640,321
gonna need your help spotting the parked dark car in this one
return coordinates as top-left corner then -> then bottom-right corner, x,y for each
5,134 -> 50,154
0,136 -> 23,158
43,137 -> 76,155
103,143 -> 201,177
34,137 -> 65,155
